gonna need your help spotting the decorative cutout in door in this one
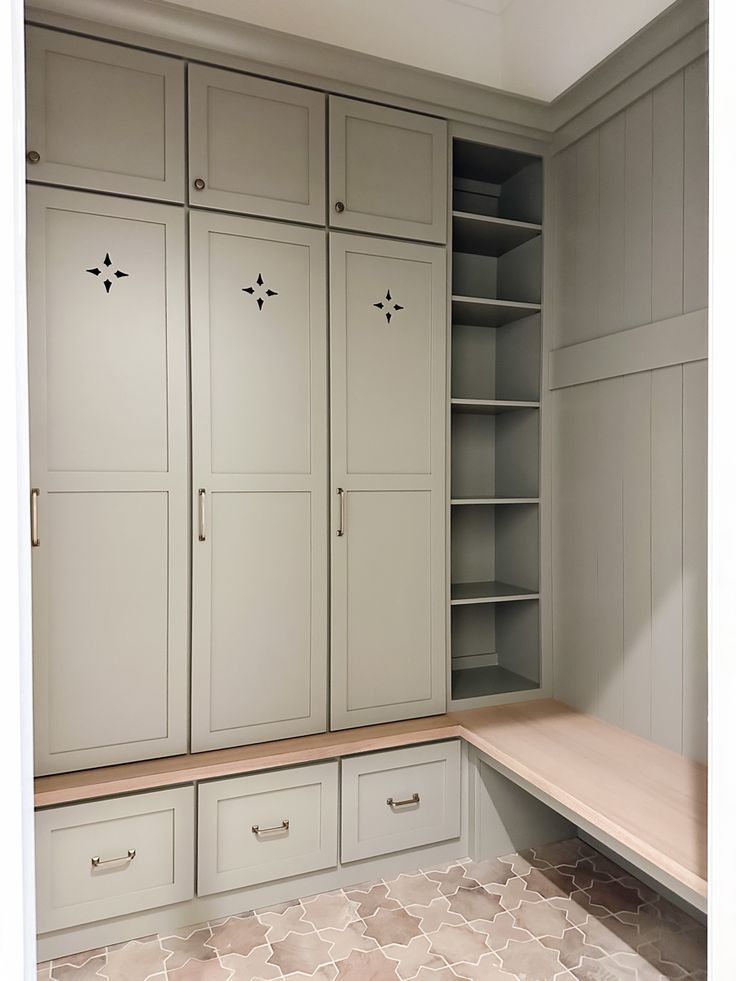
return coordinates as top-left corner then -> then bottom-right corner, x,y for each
242,272 -> 279,311
373,290 -> 404,324
86,252 -> 129,294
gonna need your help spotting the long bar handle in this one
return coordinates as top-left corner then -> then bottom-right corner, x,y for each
387,793 -> 420,808
252,820 -> 290,835
336,488 -> 345,537
31,488 -> 40,547
198,488 -> 206,542
91,848 -> 136,868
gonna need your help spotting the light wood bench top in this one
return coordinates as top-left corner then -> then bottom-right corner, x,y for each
451,700 -> 707,902
34,699 -> 707,902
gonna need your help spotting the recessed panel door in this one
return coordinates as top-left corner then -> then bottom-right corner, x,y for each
190,211 -> 328,751
189,65 -> 326,223
330,233 -> 447,729
25,27 -> 185,200
27,187 -> 188,774
329,97 -> 447,243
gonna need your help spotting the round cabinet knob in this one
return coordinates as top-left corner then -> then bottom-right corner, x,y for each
193,177 -> 206,191
334,201 -> 345,213
27,150 -> 40,164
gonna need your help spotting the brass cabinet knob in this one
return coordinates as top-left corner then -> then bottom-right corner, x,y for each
27,150 -> 40,164
334,201 -> 345,213
193,177 -> 206,191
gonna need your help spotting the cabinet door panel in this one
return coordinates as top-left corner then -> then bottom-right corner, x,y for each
43,207 -> 169,473
189,65 -> 325,223
331,234 -> 446,729
28,188 -> 188,774
345,491 -> 433,711
330,97 -> 447,243
191,212 -> 328,751
26,27 -> 184,201
44,492 -> 170,755
208,491 -> 313,733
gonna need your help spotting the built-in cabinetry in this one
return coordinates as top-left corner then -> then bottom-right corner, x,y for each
330,234 -> 446,729
449,139 -> 543,705
189,212 -> 329,751
26,27 -> 451,772
27,186 -> 189,775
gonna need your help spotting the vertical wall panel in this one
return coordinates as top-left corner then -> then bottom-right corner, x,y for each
621,372 -> 653,741
551,61 -> 708,760
650,365 -> 684,753
682,360 -> 708,762
573,133 -> 600,345
652,73 -> 685,323
684,56 -> 709,313
555,145 -> 577,349
594,377 -> 625,726
552,385 -> 599,711
624,95 -> 653,330
598,113 -> 626,338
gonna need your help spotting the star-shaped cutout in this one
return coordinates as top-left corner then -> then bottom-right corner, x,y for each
242,272 -> 279,311
86,251 -> 129,293
373,289 -> 404,323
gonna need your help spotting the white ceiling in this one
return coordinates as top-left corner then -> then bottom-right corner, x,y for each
161,0 -> 679,101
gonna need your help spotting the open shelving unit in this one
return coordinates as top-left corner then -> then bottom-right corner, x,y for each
449,138 -> 543,707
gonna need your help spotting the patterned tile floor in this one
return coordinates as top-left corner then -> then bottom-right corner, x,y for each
36,838 -> 706,981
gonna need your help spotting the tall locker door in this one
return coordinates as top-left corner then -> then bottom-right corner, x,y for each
28,187 -> 188,775
330,233 -> 447,729
188,65 -> 326,223
329,97 -> 447,243
190,212 -> 328,752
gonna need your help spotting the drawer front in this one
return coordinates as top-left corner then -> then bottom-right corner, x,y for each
198,761 -> 338,896
341,741 -> 461,862
35,787 -> 195,933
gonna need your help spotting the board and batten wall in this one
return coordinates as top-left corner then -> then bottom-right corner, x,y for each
548,55 -> 708,762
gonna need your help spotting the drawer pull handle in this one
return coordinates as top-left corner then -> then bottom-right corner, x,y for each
30,488 -> 40,547
198,488 -> 206,542
252,820 -> 290,836
387,793 -> 420,808
336,487 -> 346,537
91,848 -> 136,868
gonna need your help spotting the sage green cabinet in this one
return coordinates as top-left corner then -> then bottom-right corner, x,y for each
330,233 -> 447,729
25,27 -> 185,201
28,187 -> 189,775
188,65 -> 326,223
329,97 -> 447,243
190,211 -> 328,751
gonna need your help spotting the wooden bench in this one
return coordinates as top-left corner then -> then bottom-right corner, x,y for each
34,699 -> 707,911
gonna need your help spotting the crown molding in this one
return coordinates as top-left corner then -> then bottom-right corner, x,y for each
24,0 -> 708,151
549,0 -> 708,131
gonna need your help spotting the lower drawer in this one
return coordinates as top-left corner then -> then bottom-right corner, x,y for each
197,761 -> 338,896
35,786 -> 195,933
341,740 -> 462,862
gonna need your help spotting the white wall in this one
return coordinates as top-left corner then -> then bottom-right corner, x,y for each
158,0 -> 677,100
549,56 -> 709,762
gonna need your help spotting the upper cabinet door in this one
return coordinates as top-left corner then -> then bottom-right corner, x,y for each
190,212 -> 328,752
25,28 -> 185,201
188,66 -> 326,224
27,187 -> 189,774
330,233 -> 447,729
329,97 -> 448,243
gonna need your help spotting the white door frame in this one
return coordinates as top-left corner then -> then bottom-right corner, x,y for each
0,0 -> 36,977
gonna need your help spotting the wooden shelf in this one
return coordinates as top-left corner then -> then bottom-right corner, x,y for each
452,295 -> 541,328
451,580 -> 539,605
452,664 -> 538,699
452,211 -> 541,257
451,398 -> 539,415
451,497 -> 539,506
